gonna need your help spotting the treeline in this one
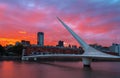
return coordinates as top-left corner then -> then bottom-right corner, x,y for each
0,44 -> 23,56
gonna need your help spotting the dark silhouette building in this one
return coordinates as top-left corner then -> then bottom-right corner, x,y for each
21,40 -> 30,46
56,40 -> 64,47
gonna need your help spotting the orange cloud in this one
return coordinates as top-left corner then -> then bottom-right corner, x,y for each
18,31 -> 27,34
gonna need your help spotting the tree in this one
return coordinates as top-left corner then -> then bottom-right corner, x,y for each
6,44 -> 24,56
0,45 -> 5,56
12,44 -> 24,56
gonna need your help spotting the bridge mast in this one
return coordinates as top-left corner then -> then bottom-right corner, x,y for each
57,17 -> 89,51
57,17 -> 92,67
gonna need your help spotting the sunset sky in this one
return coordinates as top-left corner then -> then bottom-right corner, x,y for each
0,0 -> 120,46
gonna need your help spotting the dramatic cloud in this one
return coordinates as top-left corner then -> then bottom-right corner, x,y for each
0,0 -> 120,46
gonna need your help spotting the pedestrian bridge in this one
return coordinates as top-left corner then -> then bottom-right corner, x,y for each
22,53 -> 119,60
22,17 -> 120,67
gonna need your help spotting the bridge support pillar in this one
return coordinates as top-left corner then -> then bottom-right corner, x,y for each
21,57 -> 25,61
26,57 -> 29,61
82,58 -> 92,68
34,57 -> 37,61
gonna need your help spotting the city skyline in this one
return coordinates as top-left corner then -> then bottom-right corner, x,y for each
0,0 -> 120,46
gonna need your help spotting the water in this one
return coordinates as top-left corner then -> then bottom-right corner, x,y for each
0,61 -> 120,78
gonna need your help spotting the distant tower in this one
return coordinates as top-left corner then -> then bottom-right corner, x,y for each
37,32 -> 44,46
57,40 -> 64,47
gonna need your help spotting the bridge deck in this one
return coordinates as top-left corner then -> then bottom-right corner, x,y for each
22,54 -> 120,59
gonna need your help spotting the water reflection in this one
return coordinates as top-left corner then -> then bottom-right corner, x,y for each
0,61 -> 120,78
1,61 -> 14,78
42,62 -> 82,70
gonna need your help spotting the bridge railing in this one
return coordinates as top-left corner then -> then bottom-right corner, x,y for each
28,52 -> 82,56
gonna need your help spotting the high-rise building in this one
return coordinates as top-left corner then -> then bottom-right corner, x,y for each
109,43 -> 120,55
37,32 -> 44,46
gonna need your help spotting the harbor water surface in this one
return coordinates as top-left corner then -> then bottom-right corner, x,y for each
0,61 -> 120,78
